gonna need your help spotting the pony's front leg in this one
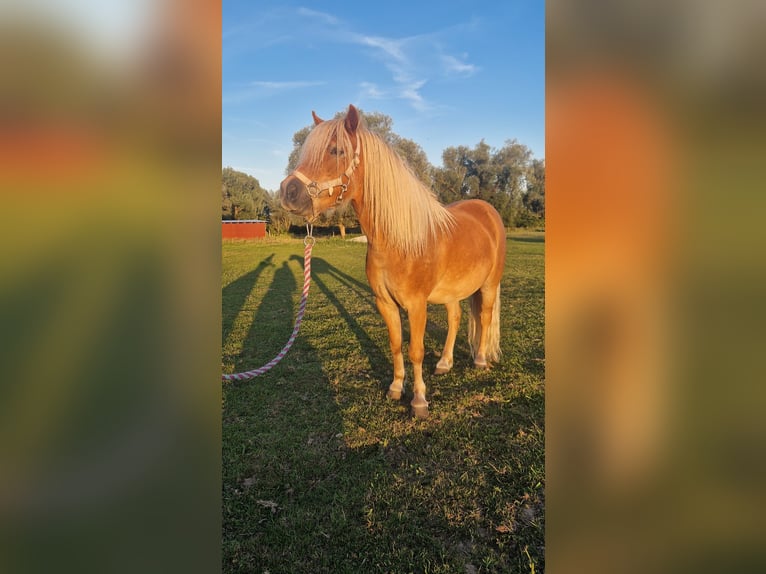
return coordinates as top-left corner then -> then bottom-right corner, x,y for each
407,302 -> 429,418
376,297 -> 406,400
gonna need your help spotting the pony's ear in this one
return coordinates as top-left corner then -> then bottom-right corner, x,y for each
344,104 -> 360,134
312,111 -> 323,125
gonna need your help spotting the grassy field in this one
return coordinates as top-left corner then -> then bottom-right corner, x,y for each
222,231 -> 545,573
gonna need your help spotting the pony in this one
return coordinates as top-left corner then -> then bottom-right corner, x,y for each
280,104 -> 506,418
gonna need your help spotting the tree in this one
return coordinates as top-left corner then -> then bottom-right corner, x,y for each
285,126 -> 312,177
491,139 -> 534,224
221,167 -> 270,220
432,140 -> 542,227
266,192 -> 300,235
323,202 -> 357,238
432,141 -> 496,205
390,136 -> 431,186
432,145 -> 470,204
524,158 -> 545,218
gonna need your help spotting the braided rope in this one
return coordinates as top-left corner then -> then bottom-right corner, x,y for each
222,237 -> 314,382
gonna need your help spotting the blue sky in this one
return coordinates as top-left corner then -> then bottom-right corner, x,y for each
223,1 -> 544,192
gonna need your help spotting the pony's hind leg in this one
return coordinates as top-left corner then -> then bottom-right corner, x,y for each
469,283 -> 502,369
376,296 -> 406,400
435,300 -> 461,375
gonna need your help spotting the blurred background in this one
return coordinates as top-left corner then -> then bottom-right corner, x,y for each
0,1 -> 220,572
547,0 -> 766,572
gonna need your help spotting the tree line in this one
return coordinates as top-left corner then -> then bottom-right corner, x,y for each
222,109 -> 544,235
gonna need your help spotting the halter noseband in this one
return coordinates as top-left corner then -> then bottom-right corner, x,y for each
292,137 -> 360,203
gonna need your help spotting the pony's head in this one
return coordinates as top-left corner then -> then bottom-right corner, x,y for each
280,104 -> 362,220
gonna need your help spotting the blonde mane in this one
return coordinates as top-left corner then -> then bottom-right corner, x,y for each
299,118 -> 455,256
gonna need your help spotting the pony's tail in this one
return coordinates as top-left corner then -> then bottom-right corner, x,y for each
468,284 -> 502,364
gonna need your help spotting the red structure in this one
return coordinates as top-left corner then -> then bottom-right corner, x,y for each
221,220 -> 267,239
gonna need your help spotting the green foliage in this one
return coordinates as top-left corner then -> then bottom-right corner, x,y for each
222,167 -> 270,220
286,125 -> 313,177
514,209 -> 544,229
313,201 -> 357,238
523,159 -> 545,219
222,234 -> 545,573
266,192 -> 300,235
433,140 -> 544,227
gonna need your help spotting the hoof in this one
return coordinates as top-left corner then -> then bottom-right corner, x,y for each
411,394 -> 429,419
434,358 -> 453,375
387,389 -> 402,401
473,359 -> 489,370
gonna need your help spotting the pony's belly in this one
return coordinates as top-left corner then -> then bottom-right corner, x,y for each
425,258 -> 493,303
379,275 -> 476,307
427,280 -> 483,305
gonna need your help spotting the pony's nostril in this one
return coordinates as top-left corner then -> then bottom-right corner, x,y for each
287,181 -> 299,200
280,178 -> 301,207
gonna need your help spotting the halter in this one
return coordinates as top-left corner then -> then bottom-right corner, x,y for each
291,136 -> 360,203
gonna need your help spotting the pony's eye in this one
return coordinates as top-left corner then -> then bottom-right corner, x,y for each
329,147 -> 344,157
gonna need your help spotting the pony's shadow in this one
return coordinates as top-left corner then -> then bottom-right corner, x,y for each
292,255 -> 395,389
222,254 -> 275,344
234,259 -> 297,373
511,235 -> 545,244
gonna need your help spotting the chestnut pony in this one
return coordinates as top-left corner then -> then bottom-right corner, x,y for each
280,105 -> 506,418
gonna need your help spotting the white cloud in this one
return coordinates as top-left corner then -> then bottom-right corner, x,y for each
399,79 -> 430,111
355,34 -> 407,63
359,82 -> 385,99
296,7 -> 340,26
293,7 -> 479,111
350,35 -> 433,109
442,54 -> 478,76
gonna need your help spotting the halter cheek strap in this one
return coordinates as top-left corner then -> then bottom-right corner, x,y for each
292,138 -> 360,202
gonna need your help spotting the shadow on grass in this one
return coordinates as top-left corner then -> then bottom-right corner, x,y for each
510,235 -> 545,243
307,255 -> 373,299
292,255 -> 394,392
233,259 -> 297,374
223,254 -> 360,572
299,256 -> 473,385
222,254 -> 274,344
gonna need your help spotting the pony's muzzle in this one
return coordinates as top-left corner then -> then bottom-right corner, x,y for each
279,175 -> 311,214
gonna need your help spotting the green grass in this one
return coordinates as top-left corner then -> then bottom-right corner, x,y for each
222,231 -> 544,573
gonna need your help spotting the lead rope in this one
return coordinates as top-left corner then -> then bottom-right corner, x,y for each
222,225 -> 315,382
